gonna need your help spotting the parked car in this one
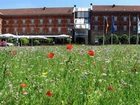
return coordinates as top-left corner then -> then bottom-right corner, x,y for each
7,42 -> 14,46
0,41 -> 14,47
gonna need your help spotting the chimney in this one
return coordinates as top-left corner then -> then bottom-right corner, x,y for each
90,3 -> 93,10
112,4 -> 115,8
73,5 -> 76,12
43,7 -> 46,10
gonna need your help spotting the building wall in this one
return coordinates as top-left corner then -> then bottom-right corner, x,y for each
0,17 -> 2,34
2,15 -> 73,35
91,12 -> 140,37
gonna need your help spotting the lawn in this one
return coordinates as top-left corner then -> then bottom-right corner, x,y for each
0,45 -> 140,105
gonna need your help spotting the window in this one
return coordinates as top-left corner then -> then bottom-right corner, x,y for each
67,19 -> 71,24
58,27 -> 61,33
49,19 -> 52,24
133,16 -> 137,22
58,19 -> 61,24
133,25 -> 136,31
49,27 -> 52,33
67,27 -> 71,33
6,20 -> 9,24
31,19 -> 34,24
39,27 -> 43,33
14,27 -> 17,32
77,12 -> 89,18
31,27 -> 34,33
84,19 -> 88,23
103,16 -> 108,20
94,16 -> 98,22
123,16 -> 127,22
77,12 -> 81,18
22,27 -> 26,33
114,16 -> 117,21
84,12 -> 89,17
114,25 -> 117,31
40,19 -> 43,24
123,25 -> 127,31
6,28 -> 9,32
22,19 -> 26,24
14,20 -> 17,24
94,25 -> 98,31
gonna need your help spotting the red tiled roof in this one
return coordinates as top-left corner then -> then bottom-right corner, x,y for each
0,7 -> 73,16
93,5 -> 140,12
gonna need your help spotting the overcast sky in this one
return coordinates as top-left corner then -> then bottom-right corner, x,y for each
0,0 -> 140,9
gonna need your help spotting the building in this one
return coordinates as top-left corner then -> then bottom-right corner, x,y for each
0,7 -> 73,36
91,5 -> 140,44
0,4 -> 140,44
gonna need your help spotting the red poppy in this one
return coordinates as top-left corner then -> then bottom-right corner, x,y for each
47,52 -> 54,59
46,90 -> 53,97
107,85 -> 114,91
87,50 -> 95,56
10,50 -> 17,56
66,44 -> 73,50
20,83 -> 27,88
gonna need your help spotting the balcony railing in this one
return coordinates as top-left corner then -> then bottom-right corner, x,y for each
74,24 -> 90,29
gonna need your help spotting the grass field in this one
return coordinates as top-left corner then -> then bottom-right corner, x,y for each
0,45 -> 140,105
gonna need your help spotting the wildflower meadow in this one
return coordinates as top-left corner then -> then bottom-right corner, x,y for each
0,45 -> 140,105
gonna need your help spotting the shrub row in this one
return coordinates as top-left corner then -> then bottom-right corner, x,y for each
97,34 -> 140,45
7,37 -> 72,46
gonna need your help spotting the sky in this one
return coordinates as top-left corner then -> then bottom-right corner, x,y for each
0,0 -> 140,9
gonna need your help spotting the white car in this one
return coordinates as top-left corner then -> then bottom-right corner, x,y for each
7,43 -> 14,46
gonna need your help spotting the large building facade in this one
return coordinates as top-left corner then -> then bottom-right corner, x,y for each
0,4 -> 140,44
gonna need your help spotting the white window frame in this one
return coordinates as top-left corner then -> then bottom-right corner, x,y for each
94,25 -> 98,31
6,20 -> 9,24
58,19 -> 61,24
14,20 -> 17,24
123,25 -> 127,31
123,16 -> 127,22
31,19 -> 34,24
39,27 -> 43,33
6,28 -> 9,33
114,16 -> 117,21
49,27 -> 52,33
40,19 -> 43,25
22,19 -> 26,24
31,27 -> 34,33
58,27 -> 61,33
67,19 -> 71,24
14,27 -> 17,32
22,27 -> 26,33
133,16 -> 137,22
133,25 -> 136,31
49,19 -> 52,24
114,25 -> 117,31
94,16 -> 98,22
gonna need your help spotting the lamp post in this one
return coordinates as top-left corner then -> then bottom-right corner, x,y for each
16,32 -> 19,46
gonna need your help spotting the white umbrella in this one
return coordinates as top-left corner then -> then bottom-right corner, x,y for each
0,33 -> 16,38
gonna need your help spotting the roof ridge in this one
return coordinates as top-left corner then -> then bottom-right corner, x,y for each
0,7 -> 73,10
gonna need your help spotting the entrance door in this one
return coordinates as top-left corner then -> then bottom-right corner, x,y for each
76,37 -> 85,44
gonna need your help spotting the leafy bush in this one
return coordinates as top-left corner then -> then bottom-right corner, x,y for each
130,35 -> 137,44
105,35 -> 111,44
119,34 -> 129,44
108,34 -> 119,44
7,38 -> 14,43
46,38 -> 54,44
34,40 -> 40,45
66,38 -> 72,44
98,36 -> 103,45
20,38 -> 29,45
